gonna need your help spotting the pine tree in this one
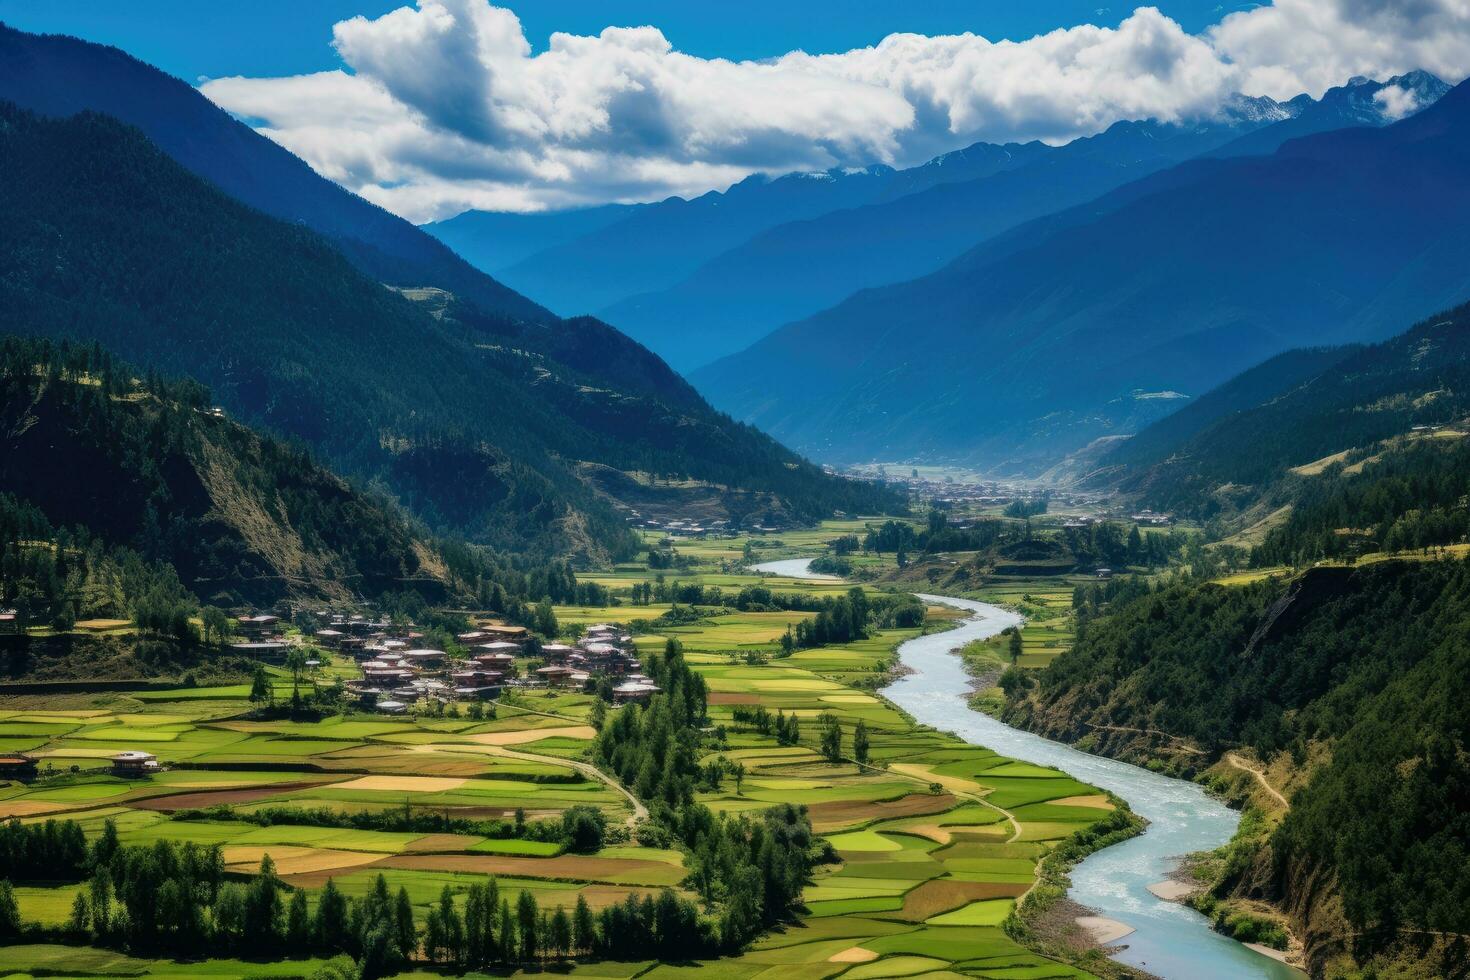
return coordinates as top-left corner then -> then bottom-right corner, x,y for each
853,719 -> 870,767
314,878 -> 348,953
286,888 -> 310,953
516,890 -> 539,961
572,893 -> 596,954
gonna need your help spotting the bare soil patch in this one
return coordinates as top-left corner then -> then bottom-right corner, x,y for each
223,845 -> 385,876
708,693 -> 760,705
131,781 -> 324,811
828,946 -> 878,963
808,792 -> 957,833
331,775 -> 467,793
898,879 -> 1029,922
468,725 -> 596,746
380,852 -> 669,884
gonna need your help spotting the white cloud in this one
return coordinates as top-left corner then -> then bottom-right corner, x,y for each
1373,83 -> 1422,120
199,0 -> 1470,221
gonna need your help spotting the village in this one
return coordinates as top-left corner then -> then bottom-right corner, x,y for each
232,611 -> 661,717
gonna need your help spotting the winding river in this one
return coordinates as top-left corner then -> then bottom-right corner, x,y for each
752,558 -> 1300,980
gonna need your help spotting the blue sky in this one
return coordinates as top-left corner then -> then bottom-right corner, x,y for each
0,1 -> 1235,82
5,1 -> 1460,219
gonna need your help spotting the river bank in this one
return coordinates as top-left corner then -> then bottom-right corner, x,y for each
753,559 -> 1303,979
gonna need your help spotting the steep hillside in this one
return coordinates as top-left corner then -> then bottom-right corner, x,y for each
694,77 -> 1470,471
1004,561 -> 1470,977
0,22 -> 547,324
0,102 -> 899,557
1097,303 -> 1470,515
0,335 -> 449,606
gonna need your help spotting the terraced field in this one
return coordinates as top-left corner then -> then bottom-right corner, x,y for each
1,522 -> 1116,979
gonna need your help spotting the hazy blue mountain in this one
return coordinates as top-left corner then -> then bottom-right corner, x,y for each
1212,70 -> 1449,159
1093,302 -> 1470,512
602,107 -> 1284,370
610,76 -> 1443,371
481,143 -> 1053,319
425,203 -> 636,276
692,77 -> 1470,472
0,22 -> 548,323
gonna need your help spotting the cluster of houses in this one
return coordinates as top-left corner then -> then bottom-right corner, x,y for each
627,515 -> 733,538
336,620 -> 660,713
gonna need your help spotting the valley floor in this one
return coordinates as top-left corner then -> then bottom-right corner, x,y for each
0,521 -> 1124,979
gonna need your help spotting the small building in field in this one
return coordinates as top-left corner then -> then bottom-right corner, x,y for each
111,750 -> 160,778
376,700 -> 409,715
612,680 -> 660,705
230,640 -> 289,662
0,610 -> 19,635
0,754 -> 37,781
535,665 -> 578,688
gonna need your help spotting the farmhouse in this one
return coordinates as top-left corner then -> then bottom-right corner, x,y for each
612,680 -> 660,704
535,665 -> 579,689
236,614 -> 281,637
400,649 -> 447,669
230,640 -> 288,662
540,643 -> 576,664
0,754 -> 37,780
477,623 -> 529,643
111,750 -> 160,777
0,609 -> 18,635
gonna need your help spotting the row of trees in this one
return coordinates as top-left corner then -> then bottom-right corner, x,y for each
591,639 -> 818,953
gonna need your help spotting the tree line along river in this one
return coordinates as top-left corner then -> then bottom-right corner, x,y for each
751,558 -> 1301,980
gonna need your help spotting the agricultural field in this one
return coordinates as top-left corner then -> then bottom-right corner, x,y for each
1,520 -> 1116,979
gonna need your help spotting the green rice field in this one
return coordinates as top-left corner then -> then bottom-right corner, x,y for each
1,519 -> 1112,979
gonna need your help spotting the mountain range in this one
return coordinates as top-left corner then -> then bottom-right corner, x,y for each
433,73 -> 1445,373
692,73 -> 1470,471
1089,301 -> 1470,517
0,24 -> 898,560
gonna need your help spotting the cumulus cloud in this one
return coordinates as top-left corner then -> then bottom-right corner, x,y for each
199,0 -> 1470,221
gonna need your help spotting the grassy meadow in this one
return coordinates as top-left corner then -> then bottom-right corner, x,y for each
0,520 -> 1119,979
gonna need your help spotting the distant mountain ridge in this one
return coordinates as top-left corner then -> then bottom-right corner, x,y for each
473,154 -> 1030,324
0,22 -> 549,325
692,73 -> 1469,472
1089,302 -> 1470,515
432,74 -> 1444,373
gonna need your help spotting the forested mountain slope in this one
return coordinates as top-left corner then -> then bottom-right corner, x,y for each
0,102 -> 898,559
0,23 -> 547,324
694,77 -> 1470,471
1094,303 -> 1470,516
0,336 -> 451,607
1004,561 -> 1470,977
